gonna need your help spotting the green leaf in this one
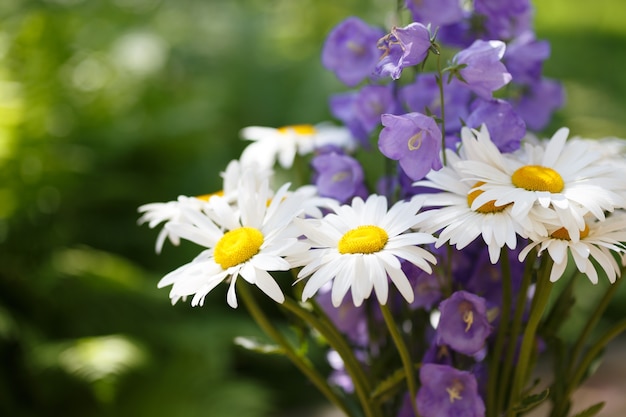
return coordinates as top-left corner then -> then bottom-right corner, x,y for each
512,388 -> 550,413
571,402 -> 605,417
233,337 -> 284,355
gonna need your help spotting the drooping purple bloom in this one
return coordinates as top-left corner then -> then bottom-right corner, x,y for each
375,23 -> 432,80
512,77 -> 565,131
475,0 -> 533,40
378,112 -> 443,181
504,31 -> 551,86
404,0 -> 465,28
466,98 -> 526,152
400,73 -> 472,133
329,92 -> 369,144
436,290 -> 492,356
416,363 -> 486,417
311,151 -> 367,204
452,39 -> 512,99
330,85 -> 401,146
322,17 -> 385,87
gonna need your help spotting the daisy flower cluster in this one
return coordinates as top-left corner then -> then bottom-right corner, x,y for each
138,1 -> 626,417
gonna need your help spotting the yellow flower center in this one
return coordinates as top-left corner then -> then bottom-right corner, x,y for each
407,131 -> 423,151
550,224 -> 590,241
214,227 -> 264,269
511,165 -> 564,193
196,190 -> 224,201
459,300 -> 474,332
277,124 -> 316,136
467,181 -> 510,213
338,225 -> 388,255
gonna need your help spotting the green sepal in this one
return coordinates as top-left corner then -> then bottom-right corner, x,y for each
370,367 -> 411,404
512,388 -> 550,413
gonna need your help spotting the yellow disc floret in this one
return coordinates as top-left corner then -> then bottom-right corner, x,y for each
214,227 -> 264,269
550,224 -> 590,241
278,124 -> 316,135
511,165 -> 564,193
338,225 -> 388,254
467,181 -> 510,213
196,190 -> 225,201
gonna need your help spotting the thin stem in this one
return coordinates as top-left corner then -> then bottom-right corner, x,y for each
281,298 -> 382,417
238,283 -> 353,417
497,255 -> 534,415
569,279 -> 623,371
488,248 -> 513,417
435,52 -> 447,166
568,318 -> 626,398
380,303 -> 421,417
507,256 -> 553,416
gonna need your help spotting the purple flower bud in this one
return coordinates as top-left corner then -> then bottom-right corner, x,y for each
378,112 -> 443,181
512,77 -> 565,131
436,290 -> 492,356
311,151 -> 367,204
466,98 -> 526,152
404,0 -> 465,28
375,23 -> 432,80
504,31 -> 551,86
453,39 -> 512,99
322,17 -> 385,87
416,363 -> 486,417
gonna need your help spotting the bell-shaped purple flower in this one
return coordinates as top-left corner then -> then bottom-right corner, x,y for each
475,0 -> 533,40
404,0 -> 465,28
378,112 -> 443,181
436,290 -> 492,356
452,39 -> 512,99
416,363 -> 486,417
512,77 -> 565,131
329,92 -> 369,144
311,151 -> 367,204
322,17 -> 385,87
504,31 -> 551,86
375,23 -> 433,80
466,98 -> 526,152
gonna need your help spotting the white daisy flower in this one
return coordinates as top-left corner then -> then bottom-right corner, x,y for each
240,123 -> 357,170
138,159 -> 274,253
157,174 -> 310,308
290,194 -> 437,307
519,211 -> 626,284
456,125 -> 626,241
137,196 -> 211,254
414,149 -> 539,263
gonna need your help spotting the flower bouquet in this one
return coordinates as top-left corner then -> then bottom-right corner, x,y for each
138,1 -> 626,416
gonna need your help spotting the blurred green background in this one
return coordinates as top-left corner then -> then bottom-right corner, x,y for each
1,0 -> 625,416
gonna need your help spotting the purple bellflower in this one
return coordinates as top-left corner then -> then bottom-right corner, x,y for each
466,98 -> 526,152
475,0 -> 533,40
504,31 -> 551,86
404,0 -> 465,28
436,290 -> 492,356
311,151 -> 368,204
451,39 -> 512,99
322,17 -> 385,87
375,22 -> 433,80
512,77 -> 565,131
378,112 -> 443,181
416,363 -> 486,417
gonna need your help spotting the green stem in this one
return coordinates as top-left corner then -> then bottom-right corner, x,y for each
380,303 -> 421,417
497,256 -> 534,415
237,283 -> 353,417
488,248 -> 513,417
435,53 -> 447,166
281,298 -> 382,417
568,318 -> 626,398
569,279 -> 623,372
507,256 -> 553,416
